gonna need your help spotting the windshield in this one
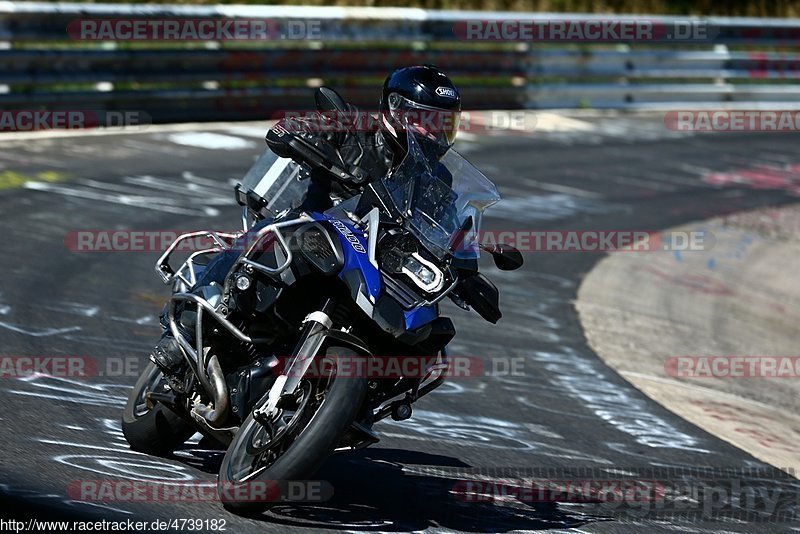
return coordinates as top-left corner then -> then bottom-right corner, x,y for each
239,127 -> 500,260
381,127 -> 500,260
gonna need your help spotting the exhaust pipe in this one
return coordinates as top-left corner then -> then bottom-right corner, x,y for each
190,354 -> 229,428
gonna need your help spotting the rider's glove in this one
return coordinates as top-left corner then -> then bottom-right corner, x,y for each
266,116 -> 353,183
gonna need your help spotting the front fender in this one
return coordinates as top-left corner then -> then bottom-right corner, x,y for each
275,328 -> 373,401
310,329 -> 372,358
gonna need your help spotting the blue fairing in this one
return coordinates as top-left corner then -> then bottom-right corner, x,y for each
312,213 -> 381,301
311,212 -> 439,333
404,305 -> 438,330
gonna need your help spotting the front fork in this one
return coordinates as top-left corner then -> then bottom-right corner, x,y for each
253,298 -> 450,428
254,299 -> 337,423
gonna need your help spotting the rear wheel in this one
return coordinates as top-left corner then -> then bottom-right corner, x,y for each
122,362 -> 195,455
218,347 -> 368,512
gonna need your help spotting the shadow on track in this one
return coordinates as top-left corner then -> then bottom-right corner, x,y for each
171,445 -> 605,532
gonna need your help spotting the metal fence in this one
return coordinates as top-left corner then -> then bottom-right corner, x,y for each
2,4 -> 800,122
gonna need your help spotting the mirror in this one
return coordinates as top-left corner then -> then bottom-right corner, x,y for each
315,86 -> 348,113
481,243 -> 524,271
314,86 -> 348,146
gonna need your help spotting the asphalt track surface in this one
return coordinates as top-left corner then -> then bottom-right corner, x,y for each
1,117 -> 799,532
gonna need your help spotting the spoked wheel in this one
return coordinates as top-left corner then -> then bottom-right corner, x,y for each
122,362 -> 196,455
218,347 -> 368,513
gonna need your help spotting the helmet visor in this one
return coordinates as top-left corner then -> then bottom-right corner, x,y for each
388,93 -> 460,151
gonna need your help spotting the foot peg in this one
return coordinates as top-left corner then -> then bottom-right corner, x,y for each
391,402 -> 413,421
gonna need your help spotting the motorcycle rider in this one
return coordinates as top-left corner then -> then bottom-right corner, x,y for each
151,65 -> 462,376
271,64 -> 461,212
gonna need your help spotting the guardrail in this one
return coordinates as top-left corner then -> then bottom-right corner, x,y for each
2,4 -> 800,122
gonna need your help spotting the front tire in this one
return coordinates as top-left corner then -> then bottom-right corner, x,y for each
122,362 -> 195,455
218,347 -> 368,512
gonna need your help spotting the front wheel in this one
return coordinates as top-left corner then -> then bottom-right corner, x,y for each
122,362 -> 196,455
218,347 -> 368,512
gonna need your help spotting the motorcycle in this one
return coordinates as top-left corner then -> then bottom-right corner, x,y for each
122,90 -> 523,511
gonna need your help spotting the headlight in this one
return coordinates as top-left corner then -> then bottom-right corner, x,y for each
401,252 -> 444,293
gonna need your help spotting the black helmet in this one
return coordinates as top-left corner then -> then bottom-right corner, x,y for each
379,65 -> 461,159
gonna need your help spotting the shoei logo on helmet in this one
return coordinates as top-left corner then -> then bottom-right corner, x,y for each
436,86 -> 457,99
